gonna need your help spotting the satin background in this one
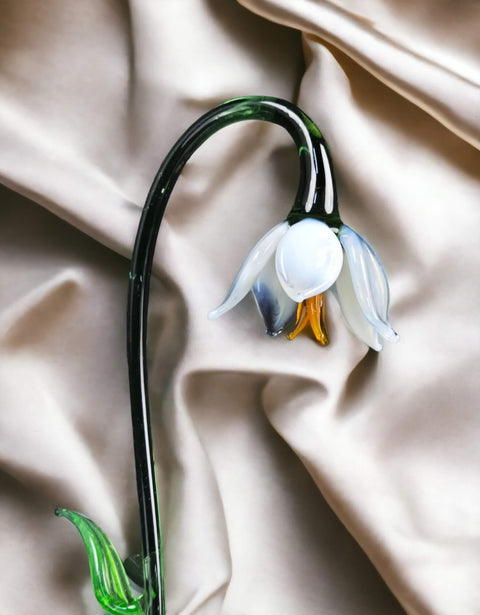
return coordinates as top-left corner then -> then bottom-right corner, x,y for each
1,1 -> 479,614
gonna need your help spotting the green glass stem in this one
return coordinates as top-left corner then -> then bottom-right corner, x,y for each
127,96 -> 339,615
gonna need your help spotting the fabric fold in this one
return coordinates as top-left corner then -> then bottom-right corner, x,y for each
237,0 -> 480,149
1,2 -> 479,614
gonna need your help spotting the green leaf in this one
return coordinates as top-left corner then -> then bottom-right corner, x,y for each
56,508 -> 143,615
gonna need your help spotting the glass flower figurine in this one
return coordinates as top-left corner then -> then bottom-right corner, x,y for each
55,96 -> 398,615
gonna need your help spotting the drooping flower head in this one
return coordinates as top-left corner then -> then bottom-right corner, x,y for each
208,130 -> 398,351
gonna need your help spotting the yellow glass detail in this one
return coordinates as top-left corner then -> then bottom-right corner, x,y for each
287,294 -> 329,345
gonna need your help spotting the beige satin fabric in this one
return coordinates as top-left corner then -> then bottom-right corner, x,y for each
1,2 -> 479,615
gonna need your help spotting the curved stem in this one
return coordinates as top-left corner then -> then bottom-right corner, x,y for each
126,96 -> 338,615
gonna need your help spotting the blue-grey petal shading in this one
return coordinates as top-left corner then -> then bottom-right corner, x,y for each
252,255 -> 297,336
208,221 -> 289,320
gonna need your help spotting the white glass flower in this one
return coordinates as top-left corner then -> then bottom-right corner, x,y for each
208,218 -> 398,351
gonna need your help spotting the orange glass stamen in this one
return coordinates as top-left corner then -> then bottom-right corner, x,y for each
287,294 -> 329,345
287,302 -> 309,340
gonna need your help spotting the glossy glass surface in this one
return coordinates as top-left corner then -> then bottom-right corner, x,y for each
338,225 -> 398,344
275,218 -> 343,302
55,508 -> 143,615
208,221 -> 290,320
252,254 -> 298,336
287,294 -> 329,345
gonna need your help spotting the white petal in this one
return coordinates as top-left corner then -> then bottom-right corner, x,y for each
338,225 -> 399,343
334,258 -> 382,351
208,221 -> 289,320
252,255 -> 298,336
275,218 -> 343,302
